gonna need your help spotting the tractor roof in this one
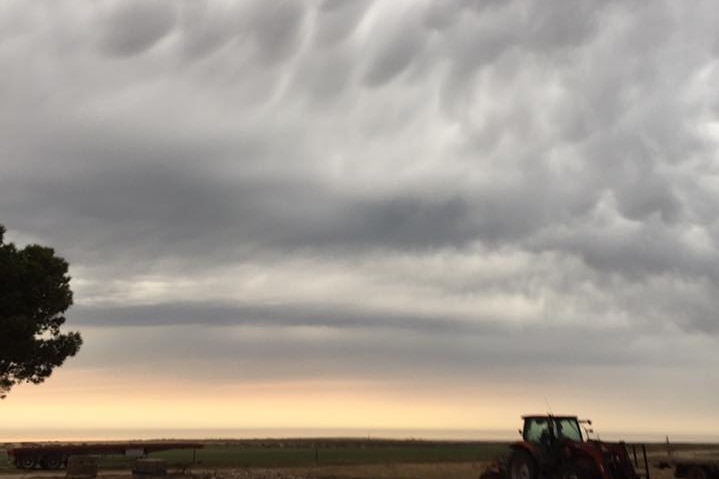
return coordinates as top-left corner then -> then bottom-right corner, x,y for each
521,414 -> 579,420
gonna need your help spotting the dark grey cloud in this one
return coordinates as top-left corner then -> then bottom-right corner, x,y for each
70,300 -> 718,371
0,161 -> 480,266
315,0 -> 371,46
66,306 -> 677,378
362,10 -> 425,87
524,0 -> 603,51
179,2 -> 242,59
71,301 -> 505,333
246,0 -> 306,63
99,0 -> 178,57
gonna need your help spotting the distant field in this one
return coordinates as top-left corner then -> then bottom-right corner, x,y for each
0,439 -> 510,472
2,439 -> 718,475
100,440 -> 510,469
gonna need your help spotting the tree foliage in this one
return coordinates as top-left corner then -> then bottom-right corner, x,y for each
0,225 -> 82,398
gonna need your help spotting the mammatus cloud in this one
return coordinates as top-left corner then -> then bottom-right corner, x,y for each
99,1 -> 178,57
1,0 -> 719,430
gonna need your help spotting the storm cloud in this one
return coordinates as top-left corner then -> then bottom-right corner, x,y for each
1,0 -> 719,432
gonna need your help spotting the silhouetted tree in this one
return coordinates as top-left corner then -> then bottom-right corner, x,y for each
0,224 -> 82,398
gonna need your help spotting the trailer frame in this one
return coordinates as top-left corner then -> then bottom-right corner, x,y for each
7,442 -> 203,470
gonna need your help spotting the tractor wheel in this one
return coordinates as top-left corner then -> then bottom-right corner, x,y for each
560,463 -> 596,479
43,455 -> 64,470
19,456 -> 37,469
688,466 -> 707,479
508,449 -> 538,479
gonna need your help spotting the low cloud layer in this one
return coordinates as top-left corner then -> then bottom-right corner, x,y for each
1,0 -> 719,430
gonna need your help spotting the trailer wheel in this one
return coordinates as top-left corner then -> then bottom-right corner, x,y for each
19,456 -> 37,469
688,466 -> 707,479
43,455 -> 64,470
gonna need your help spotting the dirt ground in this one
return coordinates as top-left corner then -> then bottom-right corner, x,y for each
0,462 -> 485,479
0,464 -> 681,479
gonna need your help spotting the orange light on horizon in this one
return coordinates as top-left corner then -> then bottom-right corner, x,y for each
0,368 -> 523,432
3,367 -> 718,441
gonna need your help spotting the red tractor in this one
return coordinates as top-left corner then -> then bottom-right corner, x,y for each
505,415 -> 646,479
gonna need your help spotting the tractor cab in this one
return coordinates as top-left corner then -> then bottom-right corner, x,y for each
523,416 -> 585,444
522,416 -> 589,463
519,416 -> 587,470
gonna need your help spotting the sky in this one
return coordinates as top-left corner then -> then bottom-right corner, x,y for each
1,0 -> 719,441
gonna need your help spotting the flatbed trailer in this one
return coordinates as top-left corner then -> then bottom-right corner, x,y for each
7,442 -> 203,470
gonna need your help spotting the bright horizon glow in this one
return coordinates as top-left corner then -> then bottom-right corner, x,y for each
2,367 -> 718,443
3,428 -> 718,444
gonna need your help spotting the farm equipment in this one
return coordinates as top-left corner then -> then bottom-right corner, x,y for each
6,441 -> 203,470
671,461 -> 719,479
653,436 -> 719,479
487,415 -> 649,479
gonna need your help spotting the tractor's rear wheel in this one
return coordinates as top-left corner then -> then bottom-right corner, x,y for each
560,462 -> 597,479
508,449 -> 538,479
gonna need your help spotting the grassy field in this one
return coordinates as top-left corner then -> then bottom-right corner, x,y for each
100,440 -> 509,469
0,439 -> 510,472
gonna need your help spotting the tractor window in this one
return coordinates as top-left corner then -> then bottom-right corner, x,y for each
525,418 -> 551,443
555,418 -> 583,442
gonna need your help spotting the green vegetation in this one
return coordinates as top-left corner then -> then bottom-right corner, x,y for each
1,441 -> 510,472
99,441 -> 509,469
159,442 -> 507,468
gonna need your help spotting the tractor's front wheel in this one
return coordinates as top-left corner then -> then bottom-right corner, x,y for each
688,466 -> 708,479
507,449 -> 538,479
